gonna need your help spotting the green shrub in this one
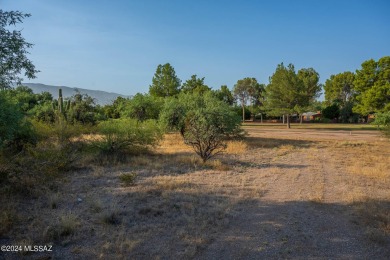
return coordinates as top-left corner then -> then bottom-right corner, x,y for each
373,111 -> 390,127
0,92 -> 24,148
93,118 -> 162,155
160,92 -> 243,162
121,93 -> 164,121
0,92 -> 37,152
373,111 -> 390,138
119,172 -> 137,186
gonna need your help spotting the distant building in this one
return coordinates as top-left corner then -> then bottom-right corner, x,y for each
302,111 -> 322,121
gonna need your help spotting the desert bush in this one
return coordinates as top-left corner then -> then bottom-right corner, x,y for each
92,118 -> 162,155
184,109 -> 241,162
0,92 -> 24,147
0,92 -> 37,153
160,92 -> 243,162
119,172 -> 137,186
30,102 -> 56,123
373,111 -> 390,138
0,140 -> 80,192
121,93 -> 164,121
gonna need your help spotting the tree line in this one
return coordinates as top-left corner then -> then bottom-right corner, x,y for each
1,9 -> 389,172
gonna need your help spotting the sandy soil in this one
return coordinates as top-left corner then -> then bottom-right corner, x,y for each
198,128 -> 389,259
1,127 -> 389,259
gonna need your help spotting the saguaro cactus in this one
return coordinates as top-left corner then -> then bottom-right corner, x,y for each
52,88 -> 71,118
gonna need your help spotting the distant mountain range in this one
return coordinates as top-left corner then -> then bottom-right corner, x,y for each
22,83 -> 130,105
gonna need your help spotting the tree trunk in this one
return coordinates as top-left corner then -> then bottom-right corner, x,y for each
242,105 -> 245,122
287,114 -> 291,129
260,113 -> 263,123
283,115 -> 285,124
300,114 -> 303,124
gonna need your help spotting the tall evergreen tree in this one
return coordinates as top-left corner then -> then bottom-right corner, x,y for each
265,63 -> 306,128
181,74 -> 211,95
214,85 -> 234,106
149,63 -> 181,98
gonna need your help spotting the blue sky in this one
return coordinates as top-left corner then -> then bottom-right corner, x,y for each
2,0 -> 390,97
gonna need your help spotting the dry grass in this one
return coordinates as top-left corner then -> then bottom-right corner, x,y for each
43,212 -> 80,241
157,133 -> 192,154
225,140 -> 248,155
0,208 -> 16,236
354,200 -> 390,244
1,126 -> 389,258
276,144 -> 295,156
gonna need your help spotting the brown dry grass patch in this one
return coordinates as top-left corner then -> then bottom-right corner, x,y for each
1,126 -> 389,258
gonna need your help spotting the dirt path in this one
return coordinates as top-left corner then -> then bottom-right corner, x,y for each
197,144 -> 390,259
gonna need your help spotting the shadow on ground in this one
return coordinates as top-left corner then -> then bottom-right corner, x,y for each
2,187 -> 388,259
246,136 -> 315,149
196,199 -> 390,259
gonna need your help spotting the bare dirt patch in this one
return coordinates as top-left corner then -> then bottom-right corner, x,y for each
1,126 -> 389,259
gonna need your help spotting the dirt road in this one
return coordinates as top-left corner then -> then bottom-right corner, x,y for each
198,128 -> 390,259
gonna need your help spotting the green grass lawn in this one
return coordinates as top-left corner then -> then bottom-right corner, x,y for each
242,122 -> 378,131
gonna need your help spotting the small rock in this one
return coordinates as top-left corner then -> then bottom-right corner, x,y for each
77,198 -> 82,202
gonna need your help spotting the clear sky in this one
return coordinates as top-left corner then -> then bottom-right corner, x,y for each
2,0 -> 390,97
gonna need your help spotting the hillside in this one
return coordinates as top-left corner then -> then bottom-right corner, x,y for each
22,83 -> 130,105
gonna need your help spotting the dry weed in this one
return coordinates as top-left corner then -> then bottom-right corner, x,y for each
277,144 -> 295,156
206,159 -> 231,171
152,176 -> 193,191
158,133 -> 192,154
225,140 -> 247,155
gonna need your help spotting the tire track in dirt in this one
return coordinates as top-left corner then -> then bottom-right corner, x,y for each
197,145 -> 389,259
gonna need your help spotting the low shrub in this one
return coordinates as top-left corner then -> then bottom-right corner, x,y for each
373,112 -> 390,138
119,172 -> 137,186
92,118 -> 162,156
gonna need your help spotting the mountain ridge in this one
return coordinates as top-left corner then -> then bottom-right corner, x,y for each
22,83 -> 130,105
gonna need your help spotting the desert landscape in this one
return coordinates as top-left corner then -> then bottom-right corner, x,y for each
1,3 -> 390,259
1,124 -> 389,259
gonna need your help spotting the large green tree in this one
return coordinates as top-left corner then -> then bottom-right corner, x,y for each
353,56 -> 390,115
248,83 -> 266,122
324,72 -> 355,106
0,10 -> 38,89
265,63 -> 306,128
296,68 -> 322,122
149,63 -> 181,98
233,77 -> 260,121
297,68 -> 321,103
214,85 -> 234,106
181,74 -> 211,95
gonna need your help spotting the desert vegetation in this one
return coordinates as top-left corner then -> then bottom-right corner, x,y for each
1,8 -> 390,259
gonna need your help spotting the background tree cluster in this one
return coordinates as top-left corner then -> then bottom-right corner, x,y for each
323,56 -> 390,122
2,9 -> 389,167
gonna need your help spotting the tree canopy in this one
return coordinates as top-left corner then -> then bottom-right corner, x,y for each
265,64 -> 321,128
214,85 -> 234,106
149,63 -> 181,98
353,56 -> 390,115
233,77 -> 260,121
181,74 -> 211,95
265,64 -> 303,114
324,72 -> 355,106
0,10 -> 39,89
